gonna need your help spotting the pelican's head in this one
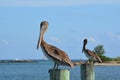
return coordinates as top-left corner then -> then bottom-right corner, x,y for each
83,39 -> 87,45
82,39 -> 88,53
40,21 -> 48,31
37,21 -> 48,49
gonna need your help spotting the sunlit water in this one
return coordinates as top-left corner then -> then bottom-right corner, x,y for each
0,60 -> 120,80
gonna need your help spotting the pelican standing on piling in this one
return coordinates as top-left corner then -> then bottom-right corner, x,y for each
37,21 -> 74,69
82,39 -> 102,63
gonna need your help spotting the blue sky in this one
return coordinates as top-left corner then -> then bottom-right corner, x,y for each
0,0 -> 120,60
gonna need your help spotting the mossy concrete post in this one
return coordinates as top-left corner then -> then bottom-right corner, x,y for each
49,69 -> 70,80
81,64 -> 95,80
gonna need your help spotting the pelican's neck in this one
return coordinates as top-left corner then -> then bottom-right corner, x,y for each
40,34 -> 47,46
83,43 -> 86,51
40,27 -> 47,45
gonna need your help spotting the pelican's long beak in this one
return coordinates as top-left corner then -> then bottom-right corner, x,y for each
82,48 -> 84,53
37,28 -> 44,49
82,45 -> 84,53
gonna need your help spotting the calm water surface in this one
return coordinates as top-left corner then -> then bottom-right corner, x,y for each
0,60 -> 120,80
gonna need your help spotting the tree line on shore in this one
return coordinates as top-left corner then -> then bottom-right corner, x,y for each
93,45 -> 120,63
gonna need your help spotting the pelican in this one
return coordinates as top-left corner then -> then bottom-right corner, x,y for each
82,39 -> 102,63
37,21 -> 74,69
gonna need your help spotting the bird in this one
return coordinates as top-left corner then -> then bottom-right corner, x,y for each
37,21 -> 74,69
82,39 -> 102,63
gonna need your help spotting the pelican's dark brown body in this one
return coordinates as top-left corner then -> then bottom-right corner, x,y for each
82,39 -> 102,63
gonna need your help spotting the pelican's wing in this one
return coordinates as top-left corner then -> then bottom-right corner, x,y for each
86,49 -> 102,62
44,44 -> 74,67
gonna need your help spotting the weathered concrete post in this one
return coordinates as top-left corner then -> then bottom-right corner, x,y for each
81,64 -> 95,80
49,69 -> 70,80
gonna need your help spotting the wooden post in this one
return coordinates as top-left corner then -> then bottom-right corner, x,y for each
81,64 -> 95,80
49,69 -> 70,80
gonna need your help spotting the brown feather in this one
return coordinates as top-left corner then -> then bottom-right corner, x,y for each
42,41 -> 74,67
85,49 -> 102,62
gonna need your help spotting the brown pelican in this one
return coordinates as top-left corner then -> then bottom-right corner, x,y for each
37,21 -> 74,69
82,39 -> 102,63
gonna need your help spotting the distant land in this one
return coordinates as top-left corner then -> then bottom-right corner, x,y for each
0,59 -> 120,66
0,59 -> 39,63
0,59 -> 83,63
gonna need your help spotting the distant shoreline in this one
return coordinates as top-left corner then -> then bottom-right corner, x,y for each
74,62 -> 120,66
0,60 -> 120,66
0,60 -> 38,63
73,60 -> 120,66
95,63 -> 120,66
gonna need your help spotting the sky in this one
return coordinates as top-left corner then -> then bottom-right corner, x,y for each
0,0 -> 120,60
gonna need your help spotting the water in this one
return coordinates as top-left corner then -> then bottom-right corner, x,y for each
0,60 -> 120,80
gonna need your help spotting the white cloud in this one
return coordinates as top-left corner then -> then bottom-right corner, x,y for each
82,37 -> 97,44
88,37 -> 96,43
50,37 -> 63,45
0,0 -> 120,7
0,39 -> 9,45
107,32 -> 120,40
